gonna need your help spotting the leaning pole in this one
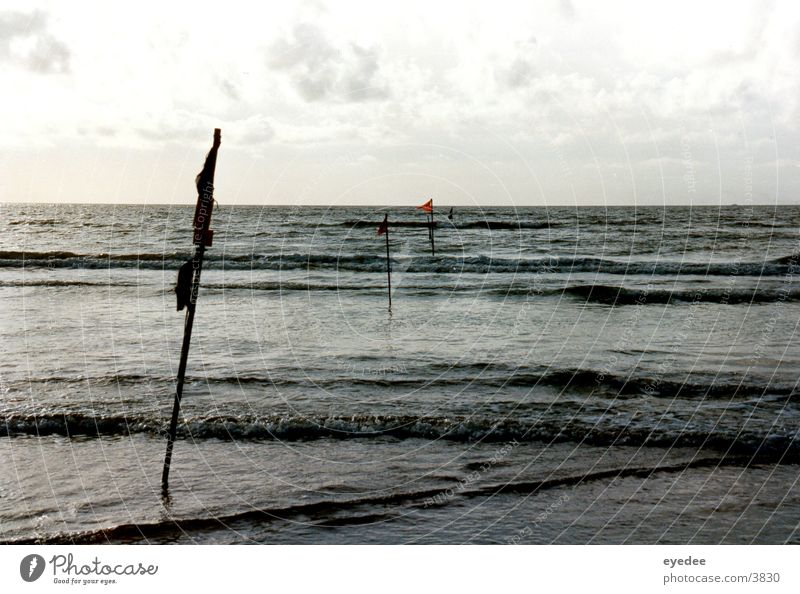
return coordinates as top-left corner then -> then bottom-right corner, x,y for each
161,128 -> 221,494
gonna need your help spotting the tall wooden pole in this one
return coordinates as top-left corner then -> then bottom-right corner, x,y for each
385,214 -> 392,311
162,128 -> 221,494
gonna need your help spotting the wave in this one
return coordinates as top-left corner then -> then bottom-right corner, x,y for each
2,250 -> 797,276
2,412 -> 797,461
460,221 -> 550,230
12,365 -> 796,398
2,277 -> 794,303
562,284 -> 800,305
0,250 -> 177,261
189,280 -> 800,306
1,488 -> 451,544
0,280 -> 138,288
342,220 -> 551,230
770,253 -> 800,265
6,360 -> 800,401
0,455 -> 756,544
461,456 -> 756,498
7,219 -> 62,226
203,281 -> 385,293
344,220 -> 440,228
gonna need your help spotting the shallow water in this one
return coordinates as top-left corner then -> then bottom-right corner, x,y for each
1,203 -> 799,543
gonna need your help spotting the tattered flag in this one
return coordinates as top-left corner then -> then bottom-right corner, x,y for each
416,199 -> 433,213
377,214 -> 389,236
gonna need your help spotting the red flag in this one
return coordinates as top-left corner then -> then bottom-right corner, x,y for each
377,214 -> 388,236
416,199 -> 433,213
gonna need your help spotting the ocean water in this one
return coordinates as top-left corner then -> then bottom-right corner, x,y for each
1,202 -> 799,544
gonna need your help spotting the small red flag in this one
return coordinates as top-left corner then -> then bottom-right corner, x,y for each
416,199 -> 433,213
377,214 -> 388,236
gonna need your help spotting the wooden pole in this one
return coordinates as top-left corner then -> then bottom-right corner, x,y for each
385,214 -> 392,311
429,205 -> 435,256
162,128 -> 221,494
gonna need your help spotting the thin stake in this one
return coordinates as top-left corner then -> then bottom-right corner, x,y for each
162,129 -> 221,494
385,214 -> 392,311
161,256 -> 201,491
429,205 -> 435,256
417,199 -> 434,256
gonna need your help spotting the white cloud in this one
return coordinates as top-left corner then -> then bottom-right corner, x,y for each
1,0 -> 799,204
267,23 -> 389,102
0,9 -> 69,73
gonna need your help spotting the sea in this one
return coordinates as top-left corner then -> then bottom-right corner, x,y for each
1,202 -> 799,544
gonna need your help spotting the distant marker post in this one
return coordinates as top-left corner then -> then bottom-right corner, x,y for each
161,128 -> 221,495
416,198 -> 434,256
430,202 -> 435,256
378,213 -> 392,311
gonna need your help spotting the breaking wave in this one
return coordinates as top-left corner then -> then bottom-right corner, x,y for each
11,364 -> 797,398
1,455 -> 756,544
1,250 -> 797,276
2,412 -> 797,462
561,284 -> 800,305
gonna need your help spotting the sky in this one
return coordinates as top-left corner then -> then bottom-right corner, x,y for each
1,0 -> 799,206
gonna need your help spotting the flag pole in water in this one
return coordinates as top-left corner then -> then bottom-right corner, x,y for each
377,213 -> 391,311
416,198 -> 434,256
430,201 -> 435,256
162,128 -> 221,495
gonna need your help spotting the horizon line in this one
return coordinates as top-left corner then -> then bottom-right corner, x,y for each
2,202 -> 797,208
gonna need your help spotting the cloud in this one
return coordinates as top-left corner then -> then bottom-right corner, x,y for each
25,33 -> 69,73
495,38 -> 539,89
136,110 -> 211,143
705,0 -> 772,67
0,10 -> 69,74
134,111 -> 276,148
77,125 -> 116,138
267,23 -> 388,102
220,78 -> 241,101
558,0 -> 577,20
498,56 -> 535,89
234,115 -> 275,145
0,10 -> 44,42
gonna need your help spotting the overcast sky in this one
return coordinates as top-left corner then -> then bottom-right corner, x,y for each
1,0 -> 798,206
